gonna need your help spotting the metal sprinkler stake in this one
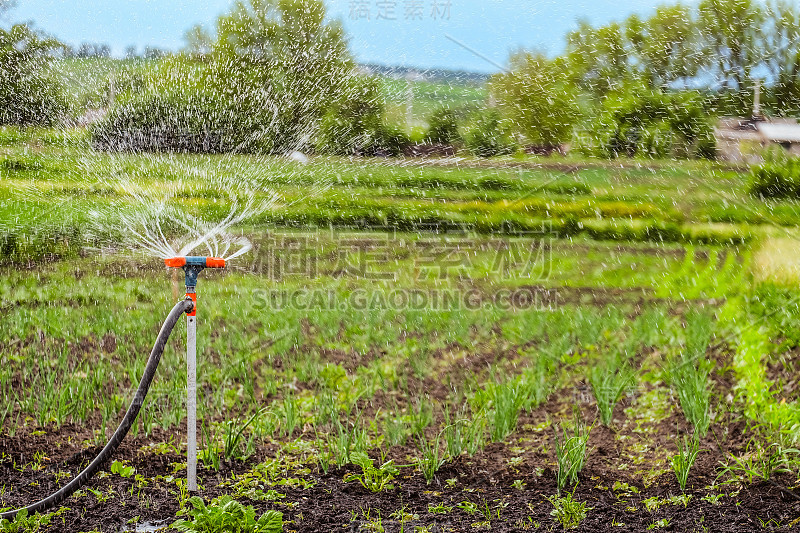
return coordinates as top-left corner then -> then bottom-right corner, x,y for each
165,256 -> 226,491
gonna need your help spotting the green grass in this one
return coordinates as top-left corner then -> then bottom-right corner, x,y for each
589,353 -> 635,427
0,127 -> 779,270
553,412 -> 591,493
3,128 -> 800,520
672,434 -> 700,491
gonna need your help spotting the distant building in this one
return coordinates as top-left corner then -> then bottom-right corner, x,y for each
714,79 -> 800,162
715,117 -> 800,162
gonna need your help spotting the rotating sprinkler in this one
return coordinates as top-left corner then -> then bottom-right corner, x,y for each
0,256 -> 225,521
163,256 -> 226,491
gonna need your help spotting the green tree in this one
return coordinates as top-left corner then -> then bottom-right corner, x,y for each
566,20 -> 633,96
764,1 -> 800,114
627,5 -> 700,88
490,51 -> 579,147
0,24 -> 66,126
183,24 -> 214,59
698,0 -> 765,90
214,0 -> 353,151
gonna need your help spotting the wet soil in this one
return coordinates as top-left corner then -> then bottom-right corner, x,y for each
2,383 -> 799,533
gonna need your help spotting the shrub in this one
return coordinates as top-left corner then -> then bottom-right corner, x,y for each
317,76 -> 410,156
576,89 -> 716,160
94,0 -> 353,154
91,58 -> 279,153
750,158 -> 800,199
460,109 -> 517,157
426,107 -> 462,144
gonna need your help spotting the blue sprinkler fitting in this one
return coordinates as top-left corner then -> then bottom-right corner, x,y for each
165,256 -> 226,293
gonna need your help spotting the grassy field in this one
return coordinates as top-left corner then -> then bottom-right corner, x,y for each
2,130 -> 800,531
0,128 -> 781,265
380,77 -> 487,131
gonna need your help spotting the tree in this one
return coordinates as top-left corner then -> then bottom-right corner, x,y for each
773,50 -> 800,115
144,46 -> 169,60
566,20 -> 633,96
490,51 -> 579,147
628,4 -> 700,88
76,42 -> 111,58
0,24 -> 66,126
764,1 -> 800,114
94,0 -> 355,154
183,24 -> 214,59
213,0 -> 353,151
697,0 -> 765,90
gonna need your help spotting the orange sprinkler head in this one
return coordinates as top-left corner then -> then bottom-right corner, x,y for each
164,257 -> 226,297
205,257 -> 226,268
164,257 -> 226,269
165,257 -> 187,268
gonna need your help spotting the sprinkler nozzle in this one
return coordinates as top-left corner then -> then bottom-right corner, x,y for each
164,257 -> 226,269
164,256 -> 226,300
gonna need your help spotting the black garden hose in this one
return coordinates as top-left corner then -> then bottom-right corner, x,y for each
0,298 -> 194,521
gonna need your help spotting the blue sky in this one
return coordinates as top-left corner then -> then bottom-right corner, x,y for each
10,0 -> 660,73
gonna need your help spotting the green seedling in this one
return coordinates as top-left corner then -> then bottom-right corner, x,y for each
589,356 -> 634,426
172,496 -> 283,533
457,501 -> 478,515
717,441 -> 800,484
547,490 -> 591,530
389,505 -> 419,522
671,434 -> 700,491
489,380 -> 523,442
110,460 -> 135,478
222,409 -> 263,461
343,451 -> 399,492
0,507 -> 69,533
701,493 -> 723,505
428,502 -> 453,514
553,411 -> 591,493
417,434 -> 446,484
668,312 -> 714,436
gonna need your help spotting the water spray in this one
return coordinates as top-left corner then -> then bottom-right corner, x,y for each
164,256 -> 226,491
